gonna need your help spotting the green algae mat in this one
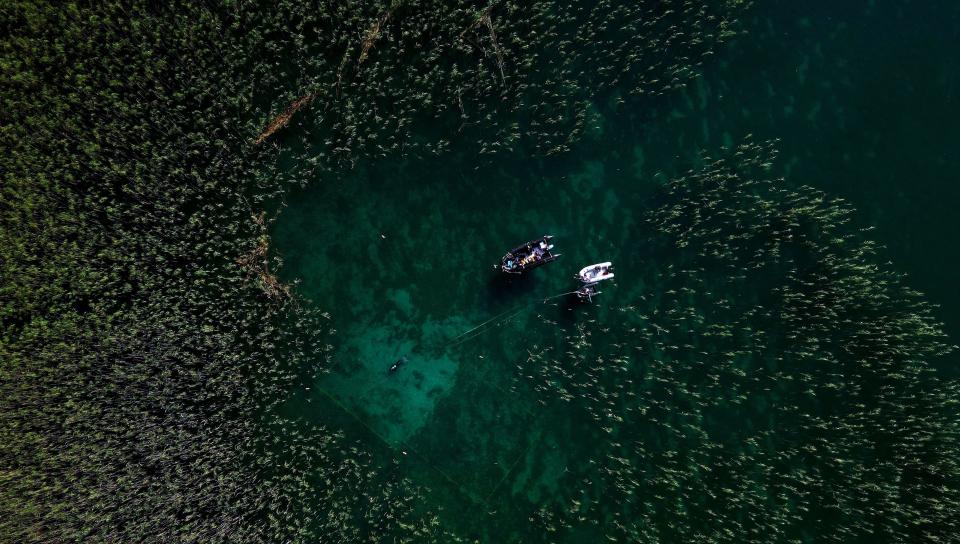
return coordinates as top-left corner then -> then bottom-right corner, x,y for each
3,0 -> 960,543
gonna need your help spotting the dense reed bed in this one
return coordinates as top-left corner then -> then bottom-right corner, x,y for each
5,1 -> 957,543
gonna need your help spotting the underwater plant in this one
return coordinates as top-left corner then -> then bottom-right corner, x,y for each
6,0 -> 957,543
0,2 -> 448,542
516,141 -> 960,543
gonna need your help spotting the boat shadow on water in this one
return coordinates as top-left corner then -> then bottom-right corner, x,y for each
489,273 -> 596,331
554,291 -> 592,328
485,269 -> 539,305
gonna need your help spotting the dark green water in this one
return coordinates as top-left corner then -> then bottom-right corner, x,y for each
272,1 -> 959,541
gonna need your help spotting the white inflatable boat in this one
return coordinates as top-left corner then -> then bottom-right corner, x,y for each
577,262 -> 615,284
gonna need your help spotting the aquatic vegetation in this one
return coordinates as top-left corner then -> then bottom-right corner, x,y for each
248,0 -> 750,170
6,0 -> 742,540
4,0 -> 957,542
516,141 -> 960,542
0,2 -> 445,542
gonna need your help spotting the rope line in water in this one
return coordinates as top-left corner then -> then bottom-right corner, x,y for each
311,385 -> 483,503
443,306 -> 529,350
311,289 -> 580,504
446,304 -> 530,344
442,290 -> 579,351
483,427 -> 544,505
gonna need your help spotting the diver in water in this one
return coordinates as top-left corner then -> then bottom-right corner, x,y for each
389,356 -> 408,373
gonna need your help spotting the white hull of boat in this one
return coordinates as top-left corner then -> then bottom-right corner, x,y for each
578,262 -> 614,283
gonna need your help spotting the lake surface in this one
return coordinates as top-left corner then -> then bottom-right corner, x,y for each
273,1 -> 960,540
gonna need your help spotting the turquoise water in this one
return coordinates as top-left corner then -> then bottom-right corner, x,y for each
272,1 -> 959,541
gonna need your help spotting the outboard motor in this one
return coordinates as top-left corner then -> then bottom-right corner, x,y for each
575,261 -> 614,303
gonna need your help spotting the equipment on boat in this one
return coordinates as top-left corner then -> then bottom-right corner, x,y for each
576,283 -> 601,303
577,262 -> 614,283
575,262 -> 615,303
495,235 -> 561,274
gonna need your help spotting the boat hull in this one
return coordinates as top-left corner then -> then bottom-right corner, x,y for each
577,262 -> 614,283
496,235 -> 561,274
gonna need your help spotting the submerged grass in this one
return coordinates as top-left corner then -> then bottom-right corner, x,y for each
3,0 -> 959,543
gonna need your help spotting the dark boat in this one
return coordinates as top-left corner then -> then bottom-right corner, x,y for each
495,235 -> 561,274
575,283 -> 601,303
